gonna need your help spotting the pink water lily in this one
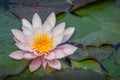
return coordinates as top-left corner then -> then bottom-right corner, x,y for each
9,12 -> 78,72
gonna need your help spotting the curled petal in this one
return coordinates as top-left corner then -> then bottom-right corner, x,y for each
11,29 -> 27,43
61,27 -> 75,43
44,52 -> 55,60
58,44 -> 78,56
42,12 -> 56,32
23,53 -> 37,60
48,59 -> 61,70
52,22 -> 65,37
32,13 -> 42,33
29,57 -> 41,72
9,50 -> 25,60
15,42 -> 32,52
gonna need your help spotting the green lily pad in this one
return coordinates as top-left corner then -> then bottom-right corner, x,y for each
59,0 -> 120,46
101,55 -> 120,80
71,59 -> 102,71
69,46 -> 114,61
114,49 -> 120,66
0,9 -> 29,80
6,67 -> 44,80
41,68 -> 107,80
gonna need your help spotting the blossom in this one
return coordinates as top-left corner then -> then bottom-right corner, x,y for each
9,12 -> 78,72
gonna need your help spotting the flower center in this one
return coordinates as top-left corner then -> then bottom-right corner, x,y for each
31,33 -> 55,54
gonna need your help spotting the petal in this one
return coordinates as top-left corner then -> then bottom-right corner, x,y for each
33,50 -> 43,56
44,52 -> 55,60
32,13 -> 42,33
52,22 -> 65,37
41,57 -> 47,70
22,19 -> 32,29
42,12 -> 56,32
61,27 -> 75,43
53,49 -> 66,59
9,50 -> 25,60
29,57 -> 41,72
22,26 -> 34,43
11,29 -> 27,43
58,44 -> 78,56
53,34 -> 63,46
23,53 -> 37,60
47,60 -> 61,70
15,42 -> 32,52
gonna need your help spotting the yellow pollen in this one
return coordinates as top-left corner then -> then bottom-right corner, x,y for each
31,33 -> 54,54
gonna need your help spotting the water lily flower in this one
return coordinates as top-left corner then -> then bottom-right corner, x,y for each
9,12 -> 78,72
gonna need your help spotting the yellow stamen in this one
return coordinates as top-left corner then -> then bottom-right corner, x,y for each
31,33 -> 55,54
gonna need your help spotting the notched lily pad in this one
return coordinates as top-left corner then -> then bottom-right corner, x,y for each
69,45 -> 114,61
41,68 -> 106,80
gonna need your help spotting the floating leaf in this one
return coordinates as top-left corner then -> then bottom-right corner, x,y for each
9,0 -> 72,21
71,59 -> 102,71
101,55 -> 120,80
6,67 -> 44,80
41,68 -> 107,80
59,0 -> 120,46
114,49 -> 120,66
0,9 -> 29,80
69,46 -> 114,61
71,0 -> 97,11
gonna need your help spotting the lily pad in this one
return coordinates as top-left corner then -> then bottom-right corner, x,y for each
59,0 -> 120,46
69,46 -> 114,61
6,67 -> 44,80
114,49 -> 120,66
71,59 -> 102,71
0,10 -> 29,79
41,68 -> 107,80
101,55 -> 120,80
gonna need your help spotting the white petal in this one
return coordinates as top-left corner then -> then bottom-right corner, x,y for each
61,27 -> 75,43
42,12 -> 56,33
15,42 -> 33,52
48,60 -> 61,70
11,29 -> 27,43
22,26 -> 34,43
58,44 -> 78,56
9,50 -> 25,60
44,52 -> 55,60
32,13 -> 42,33
52,22 -> 65,37
53,34 -> 63,46
29,57 -> 42,72
22,19 -> 32,29
23,53 -> 37,60
53,49 -> 66,59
